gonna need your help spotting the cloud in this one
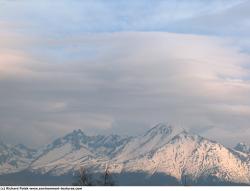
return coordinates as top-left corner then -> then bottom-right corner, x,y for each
167,0 -> 250,37
1,0 -> 250,147
0,0 -> 244,34
0,30 -> 250,147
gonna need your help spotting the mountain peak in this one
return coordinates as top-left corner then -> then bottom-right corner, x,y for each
234,142 -> 250,153
46,129 -> 89,150
0,141 -> 8,150
63,129 -> 87,140
14,143 -> 28,150
169,130 -> 201,144
146,123 -> 173,135
72,129 -> 85,136
145,123 -> 185,137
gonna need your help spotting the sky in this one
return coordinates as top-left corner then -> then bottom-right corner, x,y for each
0,0 -> 250,147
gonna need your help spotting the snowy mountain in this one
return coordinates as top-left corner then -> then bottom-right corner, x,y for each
111,131 -> 250,185
1,123 -> 250,185
30,129 -> 131,174
114,123 -> 183,161
0,142 -> 38,175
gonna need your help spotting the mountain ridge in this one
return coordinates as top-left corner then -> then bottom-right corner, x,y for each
0,123 -> 250,185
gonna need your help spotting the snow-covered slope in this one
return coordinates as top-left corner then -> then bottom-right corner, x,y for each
30,129 -> 131,174
115,123 -> 183,160
110,131 -> 250,184
0,142 -> 38,175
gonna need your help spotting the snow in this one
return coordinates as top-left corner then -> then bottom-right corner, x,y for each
110,132 -> 250,184
114,123 -> 183,161
0,142 -> 38,174
31,143 -> 73,167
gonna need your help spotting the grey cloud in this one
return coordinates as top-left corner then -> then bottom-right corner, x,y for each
0,32 -> 250,147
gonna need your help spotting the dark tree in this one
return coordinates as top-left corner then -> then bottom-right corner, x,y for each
73,167 -> 93,186
73,165 -> 115,186
103,164 -> 115,186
